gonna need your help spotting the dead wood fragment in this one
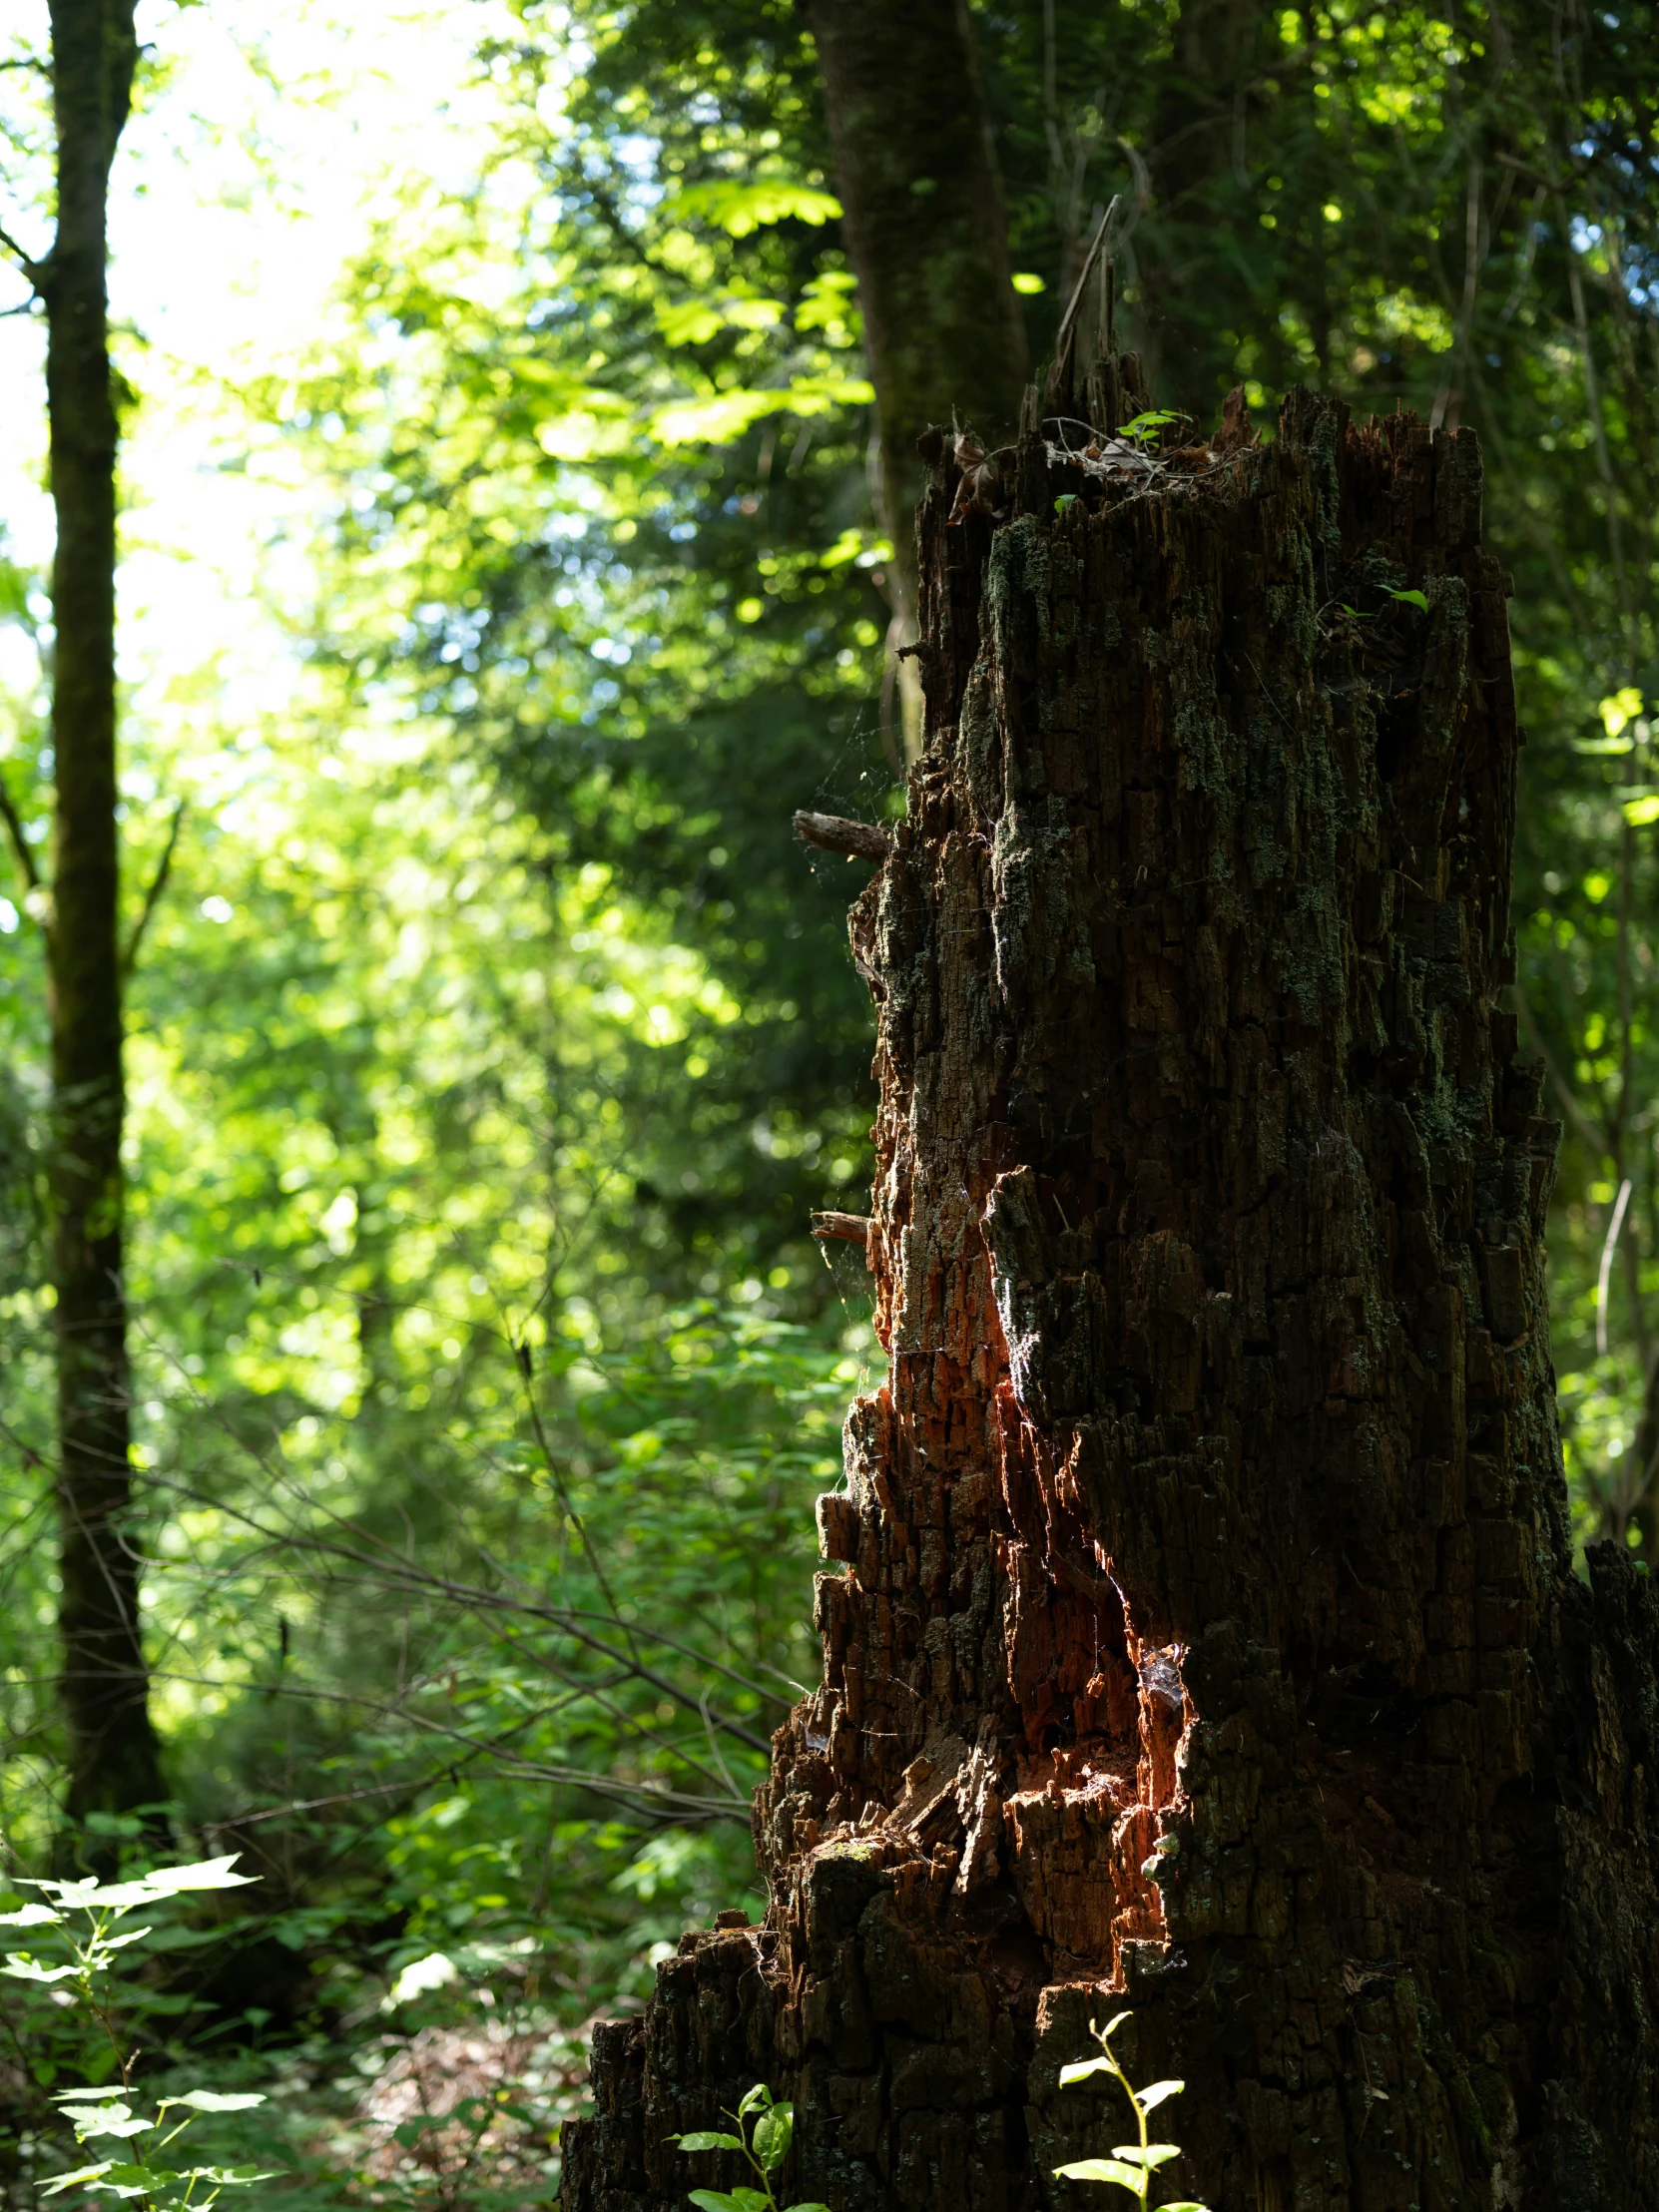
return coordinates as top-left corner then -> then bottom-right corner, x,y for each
793,811 -> 890,862
1212,380 -> 1260,451
811,1210 -> 874,1249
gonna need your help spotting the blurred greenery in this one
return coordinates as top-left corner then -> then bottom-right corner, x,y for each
1,0 -> 1657,2202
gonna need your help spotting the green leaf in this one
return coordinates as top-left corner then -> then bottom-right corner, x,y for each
64,1882 -> 157,1913
753,2103 -> 793,2171
736,2083 -> 774,2116
1098,2010 -> 1133,2038
784,2203 -> 833,2211
688,2192 -> 743,2212
89,1927 -> 153,1954
1154,2202 -> 1213,2210
86,2170 -> 173,2203
674,2132 -> 748,2154
50,2087 -> 130,2103
1059,2057 -> 1114,2086
1054,494 -> 1078,514
1055,2157 -> 1146,2192
63,2108 -> 154,2139
40,2166 -> 115,2197
159,2091 -> 268,2113
672,179 -> 842,239
1383,585 -> 1428,611
0,1903 -> 62,1927
1623,796 -> 1659,826
3,1955 -> 80,1982
137,1856 -> 258,1896
1135,2082 -> 1185,2113
729,2189 -> 771,2212
1116,409 -> 1182,444
1112,2145 -> 1180,2167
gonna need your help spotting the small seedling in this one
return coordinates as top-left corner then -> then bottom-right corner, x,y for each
1053,2011 -> 1210,2211
1339,584 -> 1428,619
666,2083 -> 830,2212
1115,410 -> 1184,447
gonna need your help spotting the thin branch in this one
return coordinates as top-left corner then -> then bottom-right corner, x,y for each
0,220 -> 45,292
0,767 -> 41,894
137,1457 -> 776,1752
1512,978 -> 1609,1161
1597,1177 -> 1632,1360
121,799 -> 185,978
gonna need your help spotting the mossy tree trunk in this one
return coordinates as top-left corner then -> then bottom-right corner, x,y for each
42,0 -> 164,1842
564,362 -> 1659,2209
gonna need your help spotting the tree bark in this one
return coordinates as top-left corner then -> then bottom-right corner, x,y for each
41,0 -> 164,1839
563,378 -> 1659,2207
803,0 -> 1027,756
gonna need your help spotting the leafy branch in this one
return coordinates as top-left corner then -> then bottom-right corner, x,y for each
1,1856 -> 275,2211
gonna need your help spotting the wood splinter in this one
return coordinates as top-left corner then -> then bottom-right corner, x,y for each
793,811 -> 890,863
812,1211 -> 874,1255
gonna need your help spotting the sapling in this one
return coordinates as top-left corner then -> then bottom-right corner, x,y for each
1053,2010 -> 1210,2212
666,2082 -> 830,2212
0,1855 -> 274,2209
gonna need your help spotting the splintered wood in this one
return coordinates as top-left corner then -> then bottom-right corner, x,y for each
562,392 -> 1659,2212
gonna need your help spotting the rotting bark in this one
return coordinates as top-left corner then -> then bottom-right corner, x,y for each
44,0 -> 164,1839
563,355 -> 1659,2206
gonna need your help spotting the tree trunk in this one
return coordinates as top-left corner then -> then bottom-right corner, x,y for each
804,0 -> 1027,757
42,0 -> 164,1841
563,366 -> 1659,2207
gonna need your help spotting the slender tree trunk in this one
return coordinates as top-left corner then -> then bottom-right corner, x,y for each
803,0 -> 1027,759
40,0 -> 163,1840
565,347 -> 1659,2208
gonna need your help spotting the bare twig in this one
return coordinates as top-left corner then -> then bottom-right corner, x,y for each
1512,979 -> 1607,1160
1050,194 -> 1122,394
1598,1178 -> 1632,1360
121,798 -> 185,977
0,221 -> 46,291
0,766 -> 41,894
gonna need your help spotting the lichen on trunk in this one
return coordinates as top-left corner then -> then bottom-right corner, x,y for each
563,379 -> 1659,2210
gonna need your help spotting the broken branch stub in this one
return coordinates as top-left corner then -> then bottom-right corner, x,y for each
793,811 -> 890,863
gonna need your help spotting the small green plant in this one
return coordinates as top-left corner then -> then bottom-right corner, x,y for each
666,2082 -> 830,2212
1338,583 -> 1429,619
0,1855 -> 274,2209
1053,2011 -> 1210,2212
1115,410 -> 1185,447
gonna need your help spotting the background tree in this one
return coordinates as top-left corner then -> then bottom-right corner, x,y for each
0,0 -> 165,1848
803,0 -> 1028,760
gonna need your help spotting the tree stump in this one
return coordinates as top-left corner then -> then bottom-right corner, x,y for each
561,384 -> 1659,2210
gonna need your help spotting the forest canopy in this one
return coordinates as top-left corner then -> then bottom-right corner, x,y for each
0,0 -> 1656,2202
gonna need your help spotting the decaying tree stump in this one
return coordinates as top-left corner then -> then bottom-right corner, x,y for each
562,361 -> 1659,2208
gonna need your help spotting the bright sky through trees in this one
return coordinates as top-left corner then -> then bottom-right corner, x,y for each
1,1 -> 530,749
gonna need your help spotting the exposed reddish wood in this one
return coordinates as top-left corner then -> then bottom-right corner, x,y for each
564,387 -> 1659,2210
